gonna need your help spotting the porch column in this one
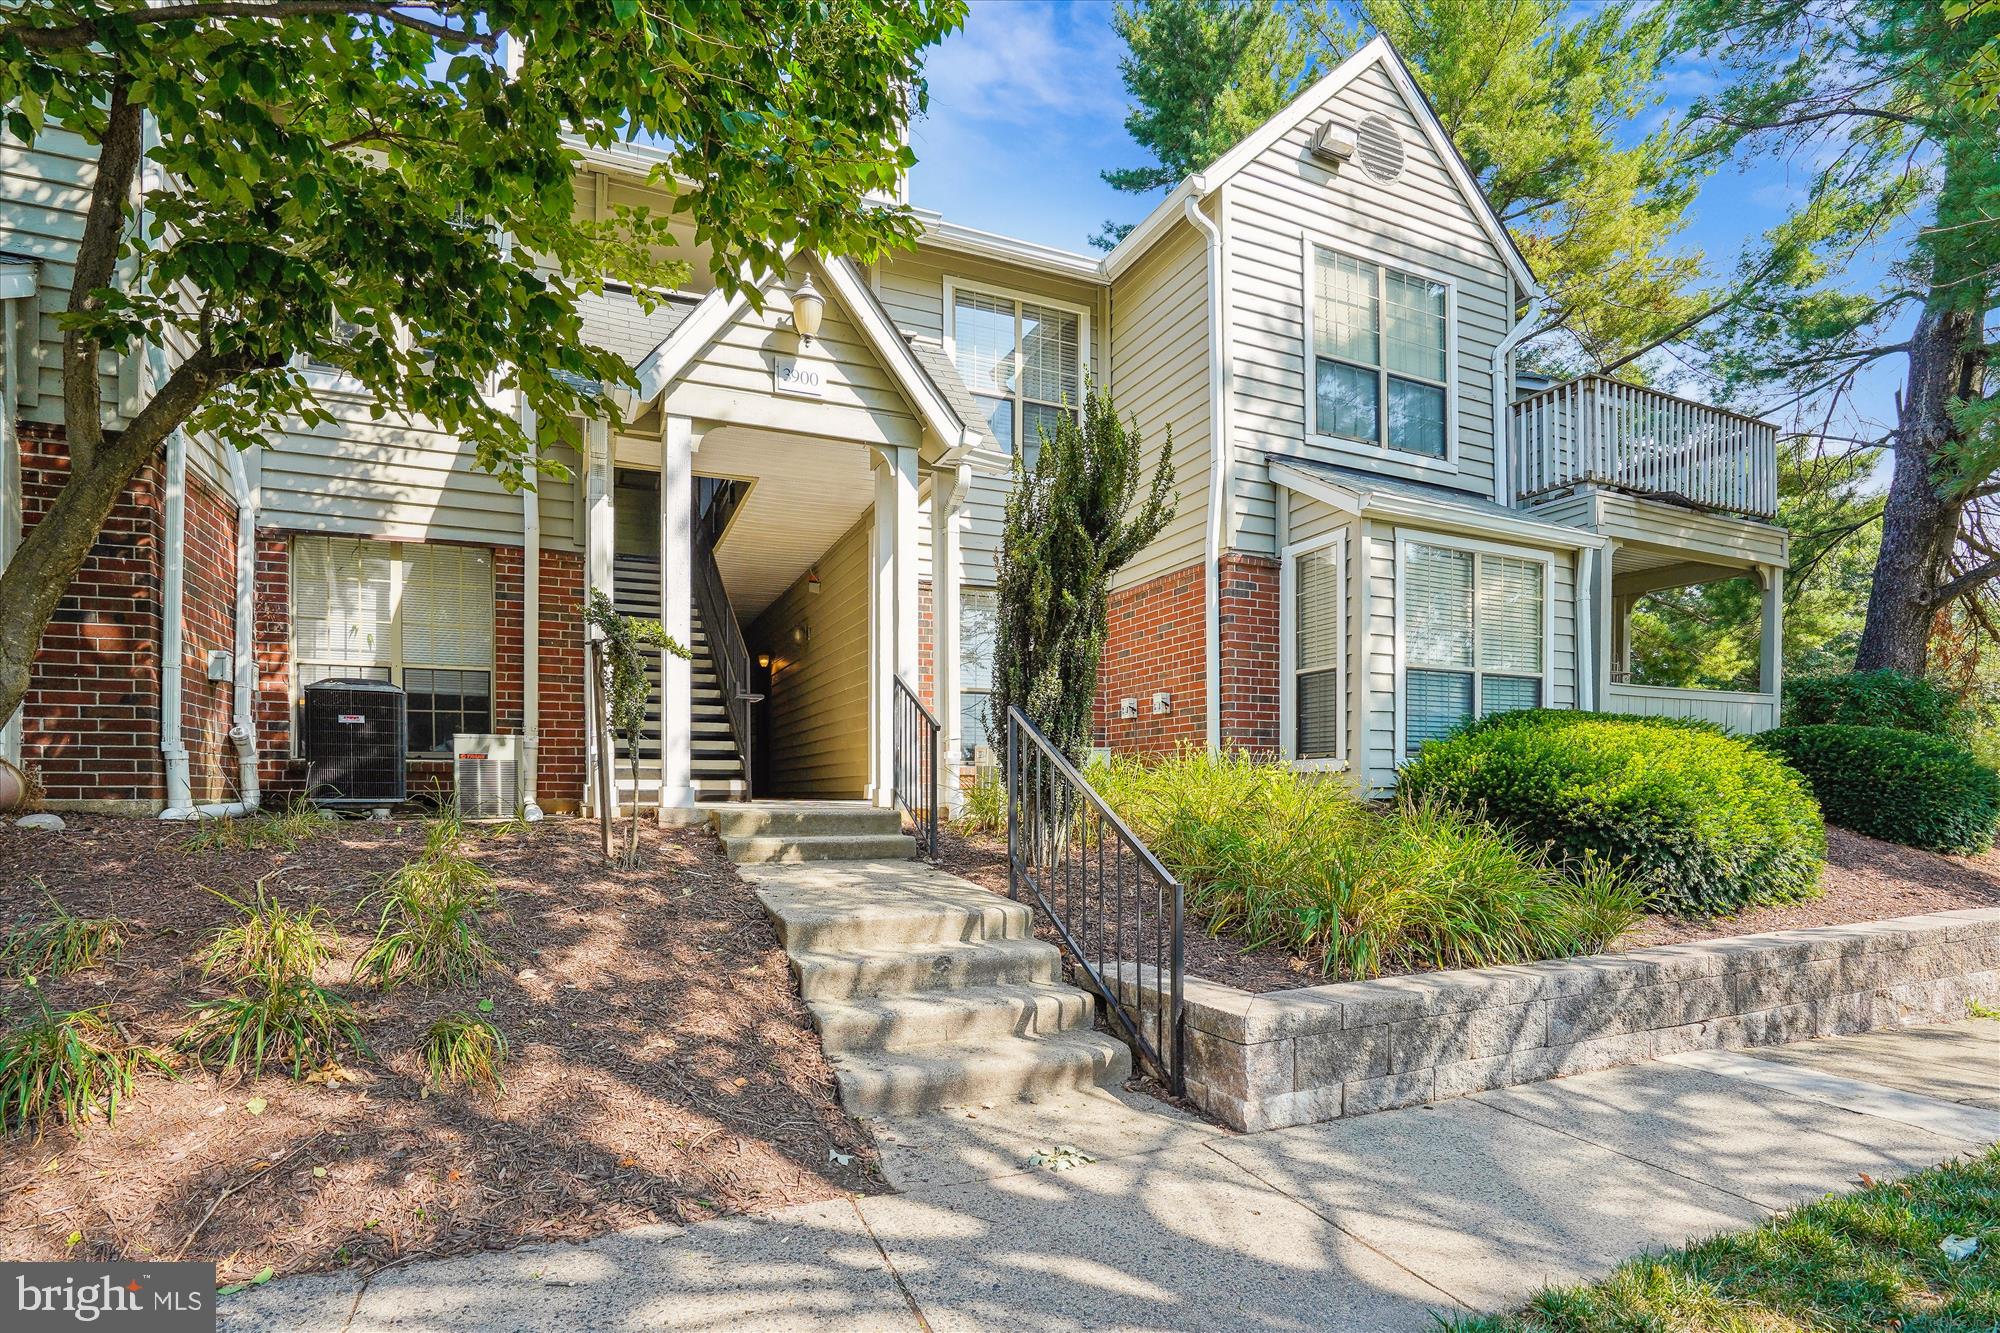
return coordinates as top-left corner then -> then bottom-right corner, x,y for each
931,463 -> 969,813
1758,563 -> 1784,702
870,444 -> 919,808
1594,540 -> 1617,711
583,416 -> 617,819
658,414 -> 695,816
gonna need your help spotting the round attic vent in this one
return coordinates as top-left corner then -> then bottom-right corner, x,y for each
1356,113 -> 1406,184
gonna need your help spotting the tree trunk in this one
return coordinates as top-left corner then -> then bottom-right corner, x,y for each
1854,299 -> 1984,675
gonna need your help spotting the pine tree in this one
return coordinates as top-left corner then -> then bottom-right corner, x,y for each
989,384 -> 1177,764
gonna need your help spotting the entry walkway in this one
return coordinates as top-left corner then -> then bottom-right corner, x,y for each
221,1019 -> 1999,1332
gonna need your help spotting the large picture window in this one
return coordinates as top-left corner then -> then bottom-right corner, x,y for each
1401,538 -> 1547,755
291,536 -> 495,757
1311,247 -> 1450,460
1285,539 -> 1346,761
948,286 -> 1085,458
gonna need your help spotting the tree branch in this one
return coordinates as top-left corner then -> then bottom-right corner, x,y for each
61,78 -> 143,475
5,1 -> 493,51
1933,559 -> 2000,608
1698,104 -> 1926,133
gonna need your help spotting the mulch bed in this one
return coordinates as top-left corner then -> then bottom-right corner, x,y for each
0,815 -> 880,1283
938,824 -> 2000,996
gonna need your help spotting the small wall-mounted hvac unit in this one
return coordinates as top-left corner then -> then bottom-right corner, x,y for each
452,734 -> 520,822
303,679 -> 407,807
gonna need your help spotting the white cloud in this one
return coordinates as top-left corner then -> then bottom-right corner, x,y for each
918,0 -> 1128,127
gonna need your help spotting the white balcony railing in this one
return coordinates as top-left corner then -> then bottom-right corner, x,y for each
1605,682 -> 1780,735
1511,376 -> 1778,519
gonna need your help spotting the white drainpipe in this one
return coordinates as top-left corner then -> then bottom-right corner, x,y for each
1490,294 -> 1545,507
1181,185 -> 1227,752
519,400 -> 543,822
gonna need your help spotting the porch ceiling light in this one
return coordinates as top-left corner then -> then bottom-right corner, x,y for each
787,275 -> 825,342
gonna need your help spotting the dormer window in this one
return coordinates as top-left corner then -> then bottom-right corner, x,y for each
1310,247 -> 1451,461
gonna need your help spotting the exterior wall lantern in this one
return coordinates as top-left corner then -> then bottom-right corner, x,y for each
788,275 -> 825,343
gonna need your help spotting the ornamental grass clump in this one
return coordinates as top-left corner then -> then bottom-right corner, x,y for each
1400,713 -> 1825,916
1093,748 -> 1641,980
357,816 -> 499,989
179,797 -> 333,854
180,880 -> 362,1079
421,1012 -> 508,1096
0,880 -> 126,980
0,988 -> 168,1137
196,879 -> 334,985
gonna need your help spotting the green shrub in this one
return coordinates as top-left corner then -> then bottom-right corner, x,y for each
0,993 -> 167,1137
180,797 -> 333,854
357,819 -> 499,990
1093,749 -> 1642,979
1782,669 -> 1973,739
954,768 -> 1005,836
179,977 -> 365,1079
1,881 -> 126,980
1456,708 -> 1722,738
422,1012 -> 507,1096
1754,724 -> 2000,855
197,880 -> 333,985
1400,715 -> 1826,916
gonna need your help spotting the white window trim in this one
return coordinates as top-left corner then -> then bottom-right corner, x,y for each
941,277 -> 1092,461
1281,529 -> 1349,771
290,535 -> 497,759
1300,233 -> 1460,475
1392,528 -> 1555,762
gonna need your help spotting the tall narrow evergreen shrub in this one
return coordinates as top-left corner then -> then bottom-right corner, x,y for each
989,383 -> 1176,764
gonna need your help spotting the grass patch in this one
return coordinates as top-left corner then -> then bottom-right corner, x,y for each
1455,1146 -> 2000,1332
357,816 -> 499,990
0,880 -> 127,980
1093,749 -> 1642,980
179,978 -> 366,1080
421,1012 -> 507,1096
179,797 -> 333,854
954,769 -> 1005,836
0,992 -> 167,1137
196,879 -> 334,985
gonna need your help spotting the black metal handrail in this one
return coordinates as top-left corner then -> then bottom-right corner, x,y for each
1005,706 -> 1184,1094
892,675 -> 940,860
691,483 -> 755,796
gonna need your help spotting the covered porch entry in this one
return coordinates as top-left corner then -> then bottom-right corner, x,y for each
581,255 -> 983,817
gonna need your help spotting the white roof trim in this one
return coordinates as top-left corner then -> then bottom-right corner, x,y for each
1269,459 -> 1607,551
922,220 -> 1104,284
625,257 -> 977,451
1101,37 -> 1539,297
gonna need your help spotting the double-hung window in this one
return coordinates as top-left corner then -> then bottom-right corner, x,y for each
1287,539 -> 1347,762
948,286 -> 1084,458
1401,539 -> 1547,755
959,587 -> 999,764
1311,247 -> 1451,460
291,536 -> 496,757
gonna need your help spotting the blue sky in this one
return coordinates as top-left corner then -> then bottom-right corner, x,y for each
906,1 -> 1905,452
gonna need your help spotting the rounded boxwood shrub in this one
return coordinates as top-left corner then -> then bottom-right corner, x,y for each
1782,670 -> 1972,740
1753,724 -> 2000,855
1400,714 -> 1825,916
1456,707 -> 1722,739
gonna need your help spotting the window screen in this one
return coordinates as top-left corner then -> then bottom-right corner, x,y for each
1293,544 -> 1344,759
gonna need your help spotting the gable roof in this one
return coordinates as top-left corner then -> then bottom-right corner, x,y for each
1101,35 -> 1538,298
578,288 -> 701,367
624,255 -> 981,452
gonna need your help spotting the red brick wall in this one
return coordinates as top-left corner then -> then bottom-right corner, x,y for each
251,530 -> 301,798
1094,562 -> 1205,755
17,424 -> 167,806
180,471 -> 240,803
1092,555 -> 1282,758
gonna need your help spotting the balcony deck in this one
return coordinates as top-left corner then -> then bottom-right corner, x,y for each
1511,376 -> 1778,519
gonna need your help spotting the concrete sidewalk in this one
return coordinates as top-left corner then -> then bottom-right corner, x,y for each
221,1019 -> 1999,1332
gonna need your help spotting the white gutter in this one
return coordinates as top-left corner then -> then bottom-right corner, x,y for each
1180,184 -> 1226,751
519,393 -> 544,821
1490,295 -> 1544,507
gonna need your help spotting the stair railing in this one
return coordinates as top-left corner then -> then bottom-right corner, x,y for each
1005,706 -> 1185,1094
892,676 -> 940,860
691,483 -> 756,796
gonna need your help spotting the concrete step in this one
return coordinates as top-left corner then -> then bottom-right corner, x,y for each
722,833 -> 916,865
829,1031 -> 1131,1116
715,804 -> 903,839
810,982 -> 1095,1055
749,860 -> 1029,951
788,935 -> 1061,1001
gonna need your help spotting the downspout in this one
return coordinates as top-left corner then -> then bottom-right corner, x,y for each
519,393 -> 544,821
1490,294 -> 1544,507
1181,183 -> 1226,751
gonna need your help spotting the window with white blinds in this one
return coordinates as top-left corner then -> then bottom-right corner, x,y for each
960,587 -> 998,764
1289,541 -> 1345,760
1311,247 -> 1450,460
1401,539 -> 1547,756
291,535 -> 495,757
948,285 -> 1085,458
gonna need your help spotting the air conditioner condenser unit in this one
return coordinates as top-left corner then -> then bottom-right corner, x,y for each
452,734 -> 520,822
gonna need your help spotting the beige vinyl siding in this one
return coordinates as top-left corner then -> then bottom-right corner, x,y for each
750,512 -> 873,798
256,409 -> 581,551
1224,60 -> 1513,558
1107,218 -> 1213,590
0,127 -> 132,431
666,261 -> 921,448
